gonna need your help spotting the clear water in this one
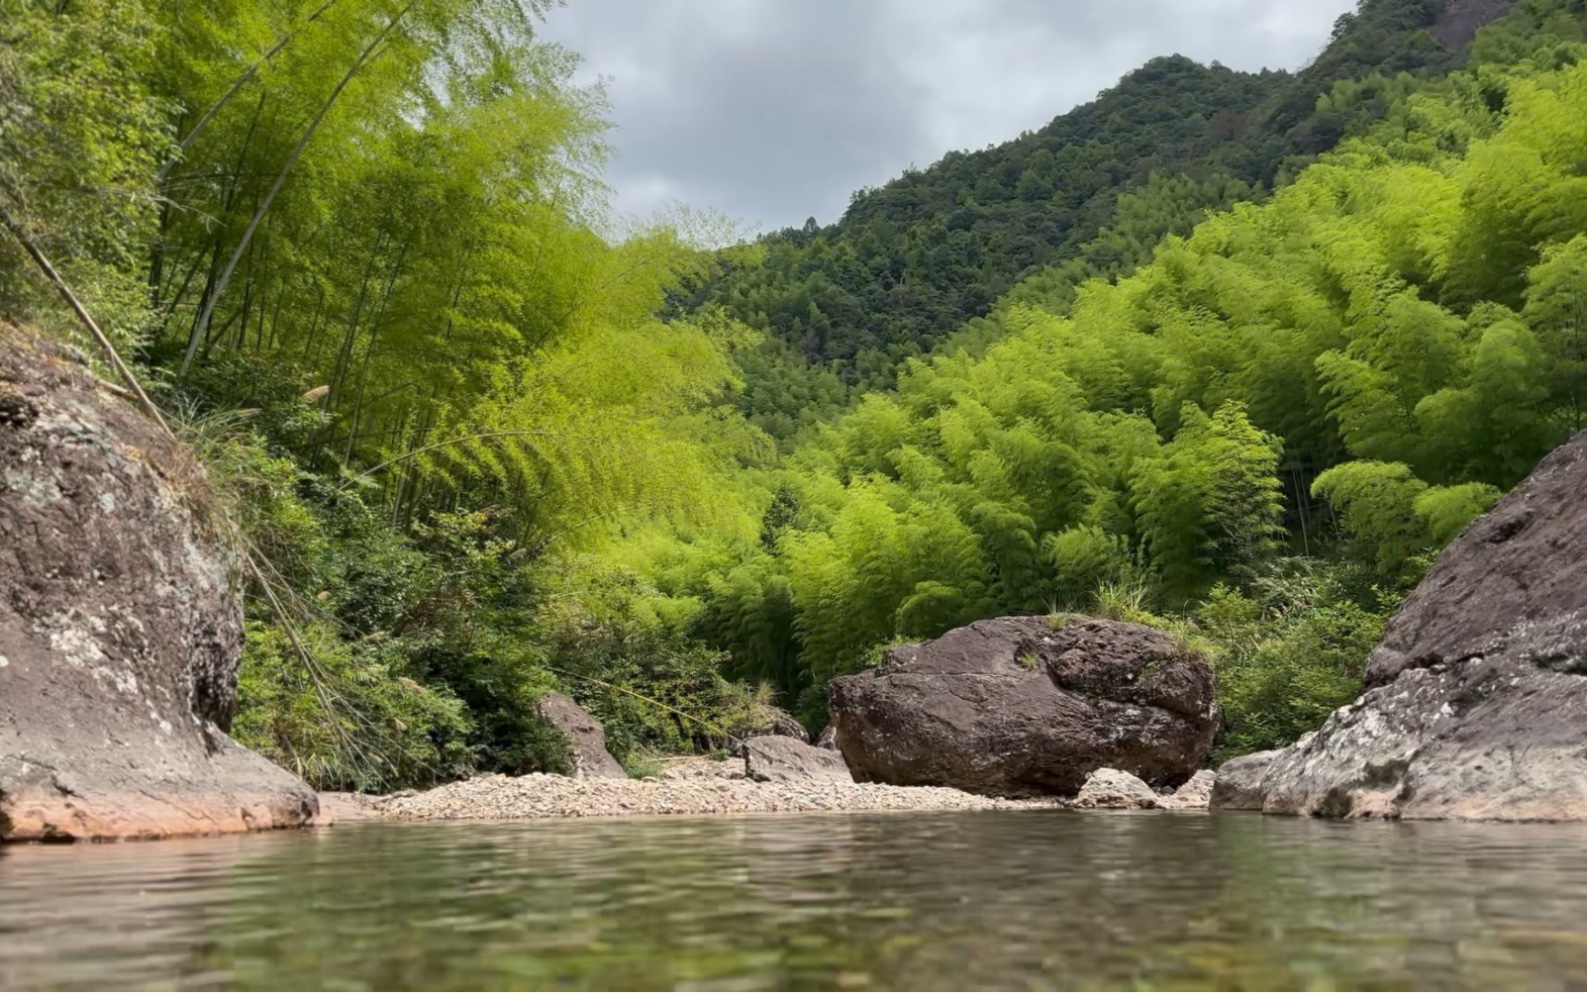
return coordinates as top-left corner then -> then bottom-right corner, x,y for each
3,811 -> 1587,990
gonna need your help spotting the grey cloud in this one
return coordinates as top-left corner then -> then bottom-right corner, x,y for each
539,0 -> 1356,232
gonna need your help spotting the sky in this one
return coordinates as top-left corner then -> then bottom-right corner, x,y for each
538,0 -> 1360,234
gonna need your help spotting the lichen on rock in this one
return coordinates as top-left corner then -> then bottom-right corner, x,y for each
0,329 -> 316,841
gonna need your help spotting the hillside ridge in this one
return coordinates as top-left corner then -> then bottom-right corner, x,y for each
693,0 -> 1519,440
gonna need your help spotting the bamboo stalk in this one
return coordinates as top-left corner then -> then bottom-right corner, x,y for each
163,0 -> 347,169
180,5 -> 414,376
543,665 -> 744,749
0,206 -> 172,436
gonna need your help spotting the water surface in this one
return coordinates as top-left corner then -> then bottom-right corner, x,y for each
3,811 -> 1587,990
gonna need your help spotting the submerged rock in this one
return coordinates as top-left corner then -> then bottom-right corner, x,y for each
1229,430 -> 1587,821
828,617 -> 1218,797
535,694 -> 627,779
742,735 -> 853,784
0,331 -> 315,841
1074,768 -> 1160,809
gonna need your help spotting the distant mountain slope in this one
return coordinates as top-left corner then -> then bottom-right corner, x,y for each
690,0 -> 1517,438
1430,0 -> 1516,46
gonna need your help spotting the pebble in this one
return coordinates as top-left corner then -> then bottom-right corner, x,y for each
374,761 -> 1069,822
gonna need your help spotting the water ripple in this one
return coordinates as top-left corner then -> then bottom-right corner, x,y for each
3,812 -> 1587,990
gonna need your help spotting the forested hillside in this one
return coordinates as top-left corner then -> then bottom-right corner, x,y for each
702,0 -> 1522,441
633,0 -> 1587,753
3,0 -> 1585,788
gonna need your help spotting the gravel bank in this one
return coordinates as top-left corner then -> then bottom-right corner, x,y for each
371,769 -> 1066,821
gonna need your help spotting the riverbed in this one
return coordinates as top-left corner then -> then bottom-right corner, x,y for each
3,811 -> 1586,990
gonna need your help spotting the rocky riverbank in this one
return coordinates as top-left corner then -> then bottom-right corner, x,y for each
364,770 -> 1064,823
316,760 -> 1224,824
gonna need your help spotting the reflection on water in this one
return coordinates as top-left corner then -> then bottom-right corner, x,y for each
3,811 -> 1587,990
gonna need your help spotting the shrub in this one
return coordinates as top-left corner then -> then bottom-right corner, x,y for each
233,621 -> 474,792
1199,564 -> 1391,760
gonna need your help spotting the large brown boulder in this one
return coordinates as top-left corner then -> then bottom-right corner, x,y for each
1225,430 -> 1587,820
535,694 -> 627,779
0,331 -> 316,841
828,617 -> 1218,797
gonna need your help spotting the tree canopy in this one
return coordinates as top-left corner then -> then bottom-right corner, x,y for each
5,0 -> 1586,780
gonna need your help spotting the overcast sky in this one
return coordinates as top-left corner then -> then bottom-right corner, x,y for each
538,0 -> 1358,234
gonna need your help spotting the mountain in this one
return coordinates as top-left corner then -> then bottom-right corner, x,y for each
690,0 -> 1517,440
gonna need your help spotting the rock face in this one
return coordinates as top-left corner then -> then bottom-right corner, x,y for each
1224,430 -> 1587,821
828,617 -> 1219,797
742,735 -> 854,784
535,694 -> 627,779
0,332 -> 316,841
1209,751 -> 1278,811
1168,769 -> 1216,810
1074,768 -> 1161,809
1430,0 -> 1516,47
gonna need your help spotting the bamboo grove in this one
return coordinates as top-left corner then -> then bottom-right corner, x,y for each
3,0 -> 1587,784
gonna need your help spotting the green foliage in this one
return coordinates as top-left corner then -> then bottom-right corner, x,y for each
541,586 -> 783,758
1044,525 -> 1139,609
782,483 -> 992,681
0,0 -> 171,348
1312,461 -> 1434,578
11,0 -> 1587,788
1090,580 -> 1162,627
194,415 -> 577,787
1132,402 -> 1287,601
233,618 -> 476,791
1414,482 -> 1504,543
682,0 -> 1533,431
1309,465 -> 1499,576
1524,234 -> 1587,432
1200,566 -> 1391,759
619,747 -> 668,780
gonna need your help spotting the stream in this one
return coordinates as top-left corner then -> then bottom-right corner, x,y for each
3,811 -> 1586,990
